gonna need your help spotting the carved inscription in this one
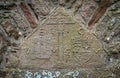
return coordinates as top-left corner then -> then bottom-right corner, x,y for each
19,7 -> 105,69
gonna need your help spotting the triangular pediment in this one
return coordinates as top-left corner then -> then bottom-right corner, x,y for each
18,7 -> 105,69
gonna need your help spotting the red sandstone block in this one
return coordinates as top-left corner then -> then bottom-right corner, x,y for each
19,2 -> 37,28
88,0 -> 112,29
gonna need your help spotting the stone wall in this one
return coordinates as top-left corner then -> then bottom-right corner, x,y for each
0,0 -> 120,78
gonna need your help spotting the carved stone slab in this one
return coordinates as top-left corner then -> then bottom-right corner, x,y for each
19,7 -> 106,69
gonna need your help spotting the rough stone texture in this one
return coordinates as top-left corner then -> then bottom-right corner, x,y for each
95,2 -> 120,60
0,0 -> 120,78
88,0 -> 112,28
18,7 -> 106,70
59,0 -> 99,25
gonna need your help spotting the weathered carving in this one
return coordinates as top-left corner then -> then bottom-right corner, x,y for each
18,7 -> 105,69
0,1 -> 119,78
